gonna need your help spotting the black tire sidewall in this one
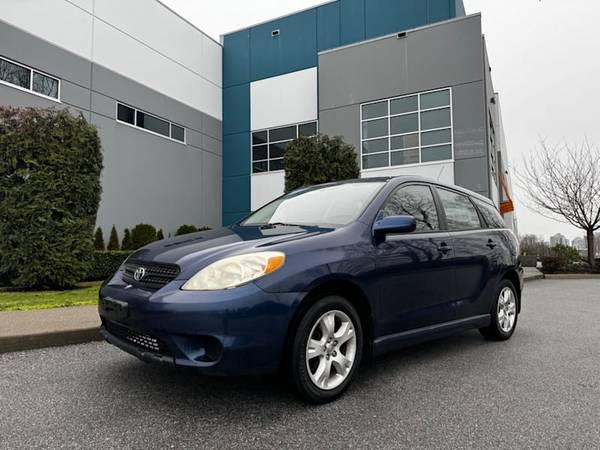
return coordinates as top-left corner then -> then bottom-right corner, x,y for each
291,296 -> 363,403
489,280 -> 518,340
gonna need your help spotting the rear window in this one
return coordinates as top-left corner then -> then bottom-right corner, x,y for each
473,198 -> 506,229
436,188 -> 482,231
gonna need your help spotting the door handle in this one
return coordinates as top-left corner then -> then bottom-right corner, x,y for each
487,239 -> 497,249
438,243 -> 453,254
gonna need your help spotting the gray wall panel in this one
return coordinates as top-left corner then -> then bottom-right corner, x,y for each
404,15 -> 483,94
202,134 -> 223,157
91,63 -> 211,137
61,80 -> 91,111
0,84 -> 89,119
319,104 -> 361,154
201,151 -> 223,228
0,19 -> 91,88
454,156 -> 489,194
203,114 -> 222,141
452,81 -> 487,160
319,15 -> 484,112
92,113 -> 220,234
90,91 -> 116,119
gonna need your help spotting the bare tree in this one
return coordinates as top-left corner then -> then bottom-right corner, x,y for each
517,141 -> 600,268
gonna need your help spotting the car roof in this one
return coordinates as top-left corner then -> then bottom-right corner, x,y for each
320,176 -> 496,207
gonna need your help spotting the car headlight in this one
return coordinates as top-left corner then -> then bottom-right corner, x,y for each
181,251 -> 285,291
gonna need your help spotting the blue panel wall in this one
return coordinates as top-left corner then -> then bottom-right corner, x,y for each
223,30 -> 250,88
221,0 -> 463,225
340,0 -> 366,46
250,9 -> 318,81
427,0 -> 453,23
317,2 -> 341,52
365,0 -> 427,39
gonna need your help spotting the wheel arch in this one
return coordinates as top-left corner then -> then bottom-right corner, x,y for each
501,269 -> 522,313
280,277 -> 375,372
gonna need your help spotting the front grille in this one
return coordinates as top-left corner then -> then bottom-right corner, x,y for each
105,320 -> 170,355
122,259 -> 180,290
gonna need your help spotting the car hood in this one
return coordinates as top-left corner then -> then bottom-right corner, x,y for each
127,225 -> 333,275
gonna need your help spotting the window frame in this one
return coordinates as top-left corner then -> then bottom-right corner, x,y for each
250,120 -> 318,175
115,102 -> 186,144
375,183 -> 444,236
434,187 -> 485,232
0,55 -> 61,102
360,87 -> 454,172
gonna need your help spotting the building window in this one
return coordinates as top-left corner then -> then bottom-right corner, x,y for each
360,88 -> 453,170
0,56 -> 60,101
116,102 -> 186,143
251,121 -> 318,173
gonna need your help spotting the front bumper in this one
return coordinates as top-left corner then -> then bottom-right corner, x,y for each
99,272 -> 304,376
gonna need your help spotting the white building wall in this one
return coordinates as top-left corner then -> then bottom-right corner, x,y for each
0,0 -> 222,120
250,68 -> 318,210
251,68 -> 318,131
251,172 -> 286,211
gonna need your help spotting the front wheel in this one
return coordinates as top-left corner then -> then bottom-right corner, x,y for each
291,296 -> 363,404
480,280 -> 518,341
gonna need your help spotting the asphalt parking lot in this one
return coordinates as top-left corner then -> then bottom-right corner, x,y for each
1,279 -> 599,450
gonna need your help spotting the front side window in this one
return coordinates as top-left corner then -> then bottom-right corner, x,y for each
382,185 -> 439,232
360,88 -> 452,170
242,182 -> 384,227
437,188 -> 482,231
251,121 -> 318,174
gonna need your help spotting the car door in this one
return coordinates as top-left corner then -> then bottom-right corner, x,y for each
374,184 -> 457,336
434,188 -> 501,320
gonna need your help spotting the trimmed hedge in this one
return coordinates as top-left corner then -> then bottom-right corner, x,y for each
85,251 -> 130,281
131,224 -> 157,249
284,134 -> 360,193
0,107 -> 103,289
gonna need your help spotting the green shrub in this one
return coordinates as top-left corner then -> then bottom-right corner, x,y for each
85,251 -> 130,281
156,229 -> 165,240
176,224 -> 198,236
121,228 -> 133,251
198,226 -> 211,232
540,256 -> 560,274
94,227 -> 105,251
284,134 -> 360,193
107,225 -> 120,251
131,223 -> 157,249
0,107 -> 103,289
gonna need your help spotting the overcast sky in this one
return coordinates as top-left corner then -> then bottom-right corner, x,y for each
162,0 -> 600,241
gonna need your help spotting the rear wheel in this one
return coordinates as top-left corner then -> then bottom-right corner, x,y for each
291,296 -> 363,404
480,280 -> 518,340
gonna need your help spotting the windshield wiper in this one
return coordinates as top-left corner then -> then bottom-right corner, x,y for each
259,222 -> 299,229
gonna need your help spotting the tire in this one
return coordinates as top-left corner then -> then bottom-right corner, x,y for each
291,296 -> 363,404
479,279 -> 519,341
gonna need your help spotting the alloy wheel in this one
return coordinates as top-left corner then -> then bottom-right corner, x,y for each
497,287 -> 517,333
305,310 -> 357,390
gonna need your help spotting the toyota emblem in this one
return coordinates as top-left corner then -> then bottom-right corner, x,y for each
133,267 -> 146,282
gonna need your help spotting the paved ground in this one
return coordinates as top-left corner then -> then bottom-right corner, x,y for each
1,279 -> 599,450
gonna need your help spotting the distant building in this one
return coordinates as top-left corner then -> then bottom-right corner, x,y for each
550,233 -> 569,247
572,236 -> 587,258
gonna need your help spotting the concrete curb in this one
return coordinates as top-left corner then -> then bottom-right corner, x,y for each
0,328 -> 102,353
544,274 -> 600,280
523,274 -> 545,283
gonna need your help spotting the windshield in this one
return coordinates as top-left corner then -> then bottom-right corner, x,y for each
241,182 -> 385,227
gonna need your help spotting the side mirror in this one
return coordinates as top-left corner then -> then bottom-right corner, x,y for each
373,215 -> 417,241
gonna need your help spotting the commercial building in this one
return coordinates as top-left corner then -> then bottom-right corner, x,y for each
0,0 -> 517,234
550,233 -> 569,247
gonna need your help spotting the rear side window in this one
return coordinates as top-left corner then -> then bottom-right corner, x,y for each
474,198 -> 506,229
382,185 -> 440,232
436,188 -> 482,231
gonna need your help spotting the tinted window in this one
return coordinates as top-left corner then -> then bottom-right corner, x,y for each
117,104 -> 135,125
136,111 -> 170,137
0,58 -> 30,89
382,185 -> 439,232
171,124 -> 185,142
474,199 -> 506,229
32,72 -> 59,99
298,121 -> 317,137
437,189 -> 482,231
